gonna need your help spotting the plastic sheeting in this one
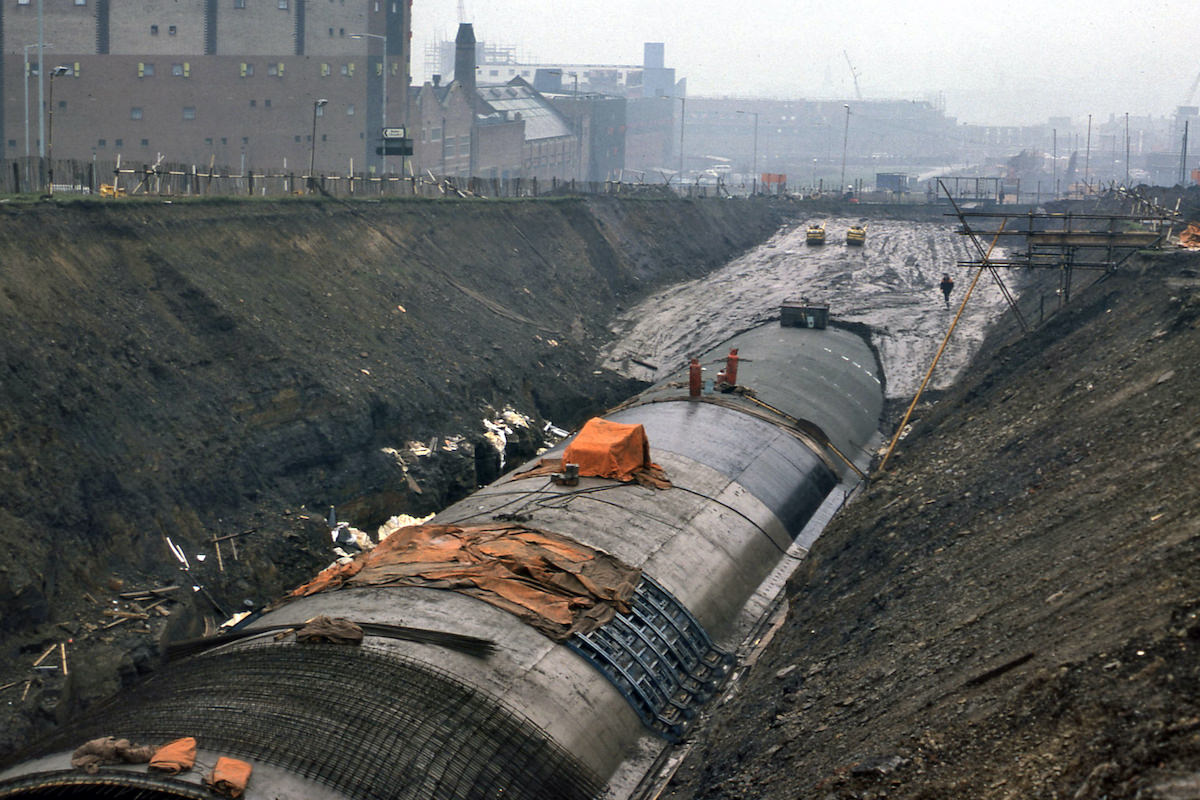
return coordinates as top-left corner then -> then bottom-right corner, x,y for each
288,523 -> 641,640
206,756 -> 253,799
70,736 -> 155,774
564,418 -> 657,482
148,737 -> 197,774
512,417 -> 671,488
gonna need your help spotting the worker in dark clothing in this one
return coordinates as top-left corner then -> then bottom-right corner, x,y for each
939,273 -> 955,307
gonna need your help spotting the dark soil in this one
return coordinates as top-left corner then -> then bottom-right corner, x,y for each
0,193 -> 791,758
662,249 -> 1200,799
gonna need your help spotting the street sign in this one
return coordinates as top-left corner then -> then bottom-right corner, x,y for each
381,127 -> 407,140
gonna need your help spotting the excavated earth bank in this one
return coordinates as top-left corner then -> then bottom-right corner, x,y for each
0,193 -> 790,756
662,249 -> 1200,799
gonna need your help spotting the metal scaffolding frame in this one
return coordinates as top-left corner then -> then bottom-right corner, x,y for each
940,179 -> 1177,307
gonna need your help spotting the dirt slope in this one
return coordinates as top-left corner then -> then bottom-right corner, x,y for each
663,250 -> 1200,799
0,194 -> 789,756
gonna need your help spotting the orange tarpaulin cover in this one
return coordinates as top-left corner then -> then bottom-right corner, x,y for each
563,418 -> 654,482
509,417 -> 670,488
288,523 -> 641,640
148,737 -> 197,774
205,757 -> 252,799
1180,223 -> 1200,249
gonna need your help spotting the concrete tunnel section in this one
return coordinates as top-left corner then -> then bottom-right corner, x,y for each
0,316 -> 885,800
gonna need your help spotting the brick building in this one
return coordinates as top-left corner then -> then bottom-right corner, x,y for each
3,0 -> 410,175
408,24 -> 579,182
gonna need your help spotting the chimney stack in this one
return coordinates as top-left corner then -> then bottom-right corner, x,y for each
455,23 -> 477,108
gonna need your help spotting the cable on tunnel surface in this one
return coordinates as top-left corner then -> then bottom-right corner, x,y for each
442,480 -> 797,556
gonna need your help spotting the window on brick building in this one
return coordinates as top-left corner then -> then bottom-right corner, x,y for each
346,104 -> 355,115
169,25 -> 176,35
150,24 -> 158,35
97,139 -> 105,147
182,107 -> 195,120
234,0 -> 245,7
172,63 -> 184,76
140,139 -> 149,146
130,107 -> 143,120
115,138 -> 122,147
278,0 -> 288,7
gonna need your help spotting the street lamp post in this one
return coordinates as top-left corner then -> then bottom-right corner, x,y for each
47,64 -> 69,195
37,0 -> 46,158
24,42 -> 52,159
349,32 -> 387,173
737,110 -> 759,195
839,104 -> 850,198
678,96 -> 686,182
309,98 -> 328,192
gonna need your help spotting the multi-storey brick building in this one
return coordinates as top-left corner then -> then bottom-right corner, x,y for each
3,0 -> 409,175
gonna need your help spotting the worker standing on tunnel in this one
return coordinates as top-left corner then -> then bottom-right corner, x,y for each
939,273 -> 955,307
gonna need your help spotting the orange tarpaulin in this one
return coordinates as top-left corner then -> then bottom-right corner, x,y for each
148,737 -> 197,774
511,418 -> 671,488
205,757 -> 252,799
564,418 -> 654,482
288,523 -> 641,640
1180,223 -> 1200,249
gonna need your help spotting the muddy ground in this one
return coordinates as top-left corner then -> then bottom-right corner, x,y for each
4,193 -> 1197,798
659,245 -> 1200,798
601,212 -> 1008,399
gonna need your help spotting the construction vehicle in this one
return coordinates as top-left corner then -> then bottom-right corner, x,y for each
846,224 -> 866,245
806,223 -> 826,244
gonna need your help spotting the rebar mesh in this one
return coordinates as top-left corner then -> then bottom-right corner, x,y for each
12,642 -> 603,800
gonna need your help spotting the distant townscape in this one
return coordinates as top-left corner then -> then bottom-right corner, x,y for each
7,2 -> 1198,195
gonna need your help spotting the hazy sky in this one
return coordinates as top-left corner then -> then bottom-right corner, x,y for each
411,0 -> 1200,126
